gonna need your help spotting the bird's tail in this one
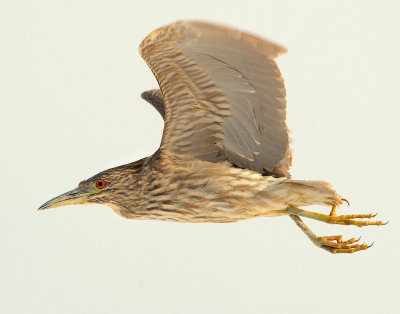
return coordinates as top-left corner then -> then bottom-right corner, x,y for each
273,179 -> 342,208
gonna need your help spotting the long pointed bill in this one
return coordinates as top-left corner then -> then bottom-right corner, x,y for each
38,187 -> 98,210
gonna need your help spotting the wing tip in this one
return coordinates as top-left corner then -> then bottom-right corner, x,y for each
180,20 -> 288,57
139,20 -> 288,59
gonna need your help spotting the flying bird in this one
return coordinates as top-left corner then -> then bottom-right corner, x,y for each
39,21 -> 386,253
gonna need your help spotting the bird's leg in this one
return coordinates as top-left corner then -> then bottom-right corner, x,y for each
329,204 -> 338,216
289,215 -> 372,253
330,199 -> 349,216
286,206 -> 387,227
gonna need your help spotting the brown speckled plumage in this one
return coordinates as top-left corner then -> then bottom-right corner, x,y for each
39,21 -> 386,253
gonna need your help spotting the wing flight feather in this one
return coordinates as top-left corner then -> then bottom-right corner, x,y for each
139,21 -> 291,177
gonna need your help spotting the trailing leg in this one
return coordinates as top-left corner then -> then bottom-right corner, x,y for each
289,215 -> 372,253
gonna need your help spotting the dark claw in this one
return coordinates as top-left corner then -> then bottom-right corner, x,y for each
341,198 -> 350,206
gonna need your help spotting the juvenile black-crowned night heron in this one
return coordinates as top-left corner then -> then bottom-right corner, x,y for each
39,21 -> 386,253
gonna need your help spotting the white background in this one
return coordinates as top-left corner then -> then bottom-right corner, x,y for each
1,1 -> 399,313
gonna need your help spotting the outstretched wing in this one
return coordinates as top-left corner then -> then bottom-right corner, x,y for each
139,20 -> 291,177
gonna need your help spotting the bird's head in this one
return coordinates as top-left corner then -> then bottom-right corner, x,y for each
38,158 -> 147,211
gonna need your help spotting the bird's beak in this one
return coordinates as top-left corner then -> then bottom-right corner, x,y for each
38,187 -> 97,211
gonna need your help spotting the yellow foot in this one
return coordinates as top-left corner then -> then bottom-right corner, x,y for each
330,199 -> 350,216
286,206 -> 388,227
289,215 -> 376,254
315,235 -> 372,254
329,205 -> 338,216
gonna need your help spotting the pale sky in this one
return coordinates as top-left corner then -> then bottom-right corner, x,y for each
1,1 -> 399,313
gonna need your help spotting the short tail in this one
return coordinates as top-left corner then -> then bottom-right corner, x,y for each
277,179 -> 342,208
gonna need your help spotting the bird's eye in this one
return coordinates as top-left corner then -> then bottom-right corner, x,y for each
96,180 -> 106,189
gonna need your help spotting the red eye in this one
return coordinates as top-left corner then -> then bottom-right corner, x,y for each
96,180 -> 106,189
